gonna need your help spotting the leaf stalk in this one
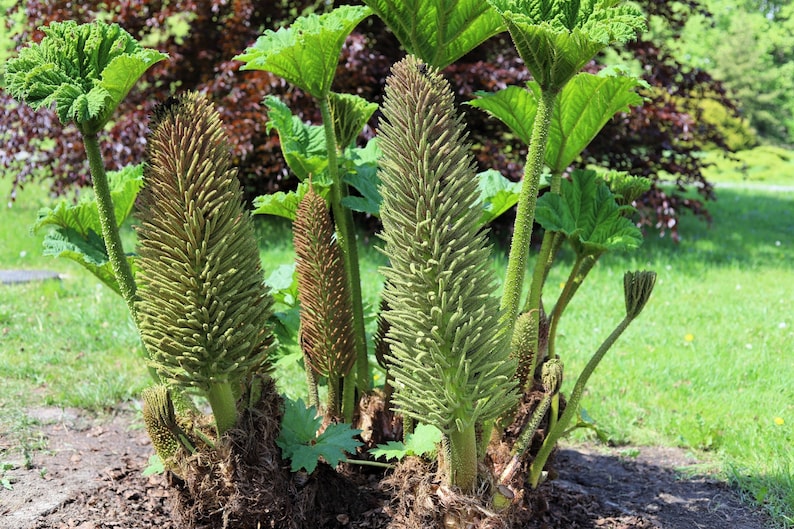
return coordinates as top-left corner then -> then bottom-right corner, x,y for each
500,88 -> 558,331
82,133 -> 138,320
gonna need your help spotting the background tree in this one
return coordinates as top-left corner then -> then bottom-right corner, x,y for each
669,0 -> 794,145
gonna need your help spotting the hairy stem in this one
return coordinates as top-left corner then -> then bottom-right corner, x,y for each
206,380 -> 238,437
528,316 -> 633,488
319,97 -> 370,397
500,88 -> 558,331
498,392 -> 552,488
547,253 -> 599,358
448,424 -> 479,493
83,133 -> 138,320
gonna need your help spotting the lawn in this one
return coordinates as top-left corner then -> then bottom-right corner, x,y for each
0,173 -> 792,525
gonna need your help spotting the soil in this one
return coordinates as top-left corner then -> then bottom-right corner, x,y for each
0,406 -> 773,529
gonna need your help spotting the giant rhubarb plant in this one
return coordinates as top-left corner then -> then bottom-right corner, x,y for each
378,55 -> 517,492
484,0 -> 646,329
136,92 -> 276,437
235,5 -> 374,401
3,20 -> 166,320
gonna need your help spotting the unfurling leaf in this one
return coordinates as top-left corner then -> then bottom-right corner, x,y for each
486,0 -> 645,91
599,170 -> 651,205
329,92 -> 378,150
235,5 -> 372,98
363,0 -> 504,68
535,170 -> 642,255
623,270 -> 657,320
263,96 -> 328,180
277,397 -> 362,473
4,20 -> 166,134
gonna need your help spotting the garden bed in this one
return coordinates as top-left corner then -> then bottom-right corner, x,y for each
0,407 -> 771,529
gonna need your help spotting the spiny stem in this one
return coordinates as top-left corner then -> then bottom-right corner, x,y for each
82,133 -> 138,320
304,350 -> 320,409
500,88 -> 558,332
319,97 -> 370,398
327,374 -> 341,419
528,316 -> 633,488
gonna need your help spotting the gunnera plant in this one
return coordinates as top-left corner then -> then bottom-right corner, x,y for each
378,55 -> 518,501
136,92 -> 293,528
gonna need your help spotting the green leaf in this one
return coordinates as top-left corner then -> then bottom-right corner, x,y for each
339,138 -> 383,215
369,440 -> 409,461
329,92 -> 378,150
32,164 -> 143,294
34,163 -> 143,236
142,454 -> 165,476
264,96 -> 328,180
4,21 -> 166,133
40,228 -> 135,295
277,397 -> 362,473
477,169 -> 523,224
486,0 -> 645,91
405,423 -> 443,457
253,183 -> 310,220
235,5 -> 371,99
546,72 -> 644,173
535,169 -> 642,255
363,0 -> 504,68
266,263 -> 299,306
469,85 -> 539,145
370,423 -> 442,461
471,72 -> 643,173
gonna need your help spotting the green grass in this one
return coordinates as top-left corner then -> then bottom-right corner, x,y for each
702,146 -> 794,188
1,174 -> 792,526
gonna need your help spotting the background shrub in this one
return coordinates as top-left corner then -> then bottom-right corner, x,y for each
1,0 -> 736,239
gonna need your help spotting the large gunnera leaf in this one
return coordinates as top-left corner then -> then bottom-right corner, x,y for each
4,20 -> 166,134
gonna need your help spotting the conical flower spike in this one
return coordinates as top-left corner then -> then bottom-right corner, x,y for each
294,185 -> 357,418
137,92 -> 275,436
378,56 -> 517,492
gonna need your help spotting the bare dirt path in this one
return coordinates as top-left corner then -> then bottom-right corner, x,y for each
0,407 -> 773,529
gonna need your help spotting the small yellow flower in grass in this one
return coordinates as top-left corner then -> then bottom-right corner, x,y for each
774,417 -> 785,426
559,282 -> 566,289
684,333 -> 694,342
